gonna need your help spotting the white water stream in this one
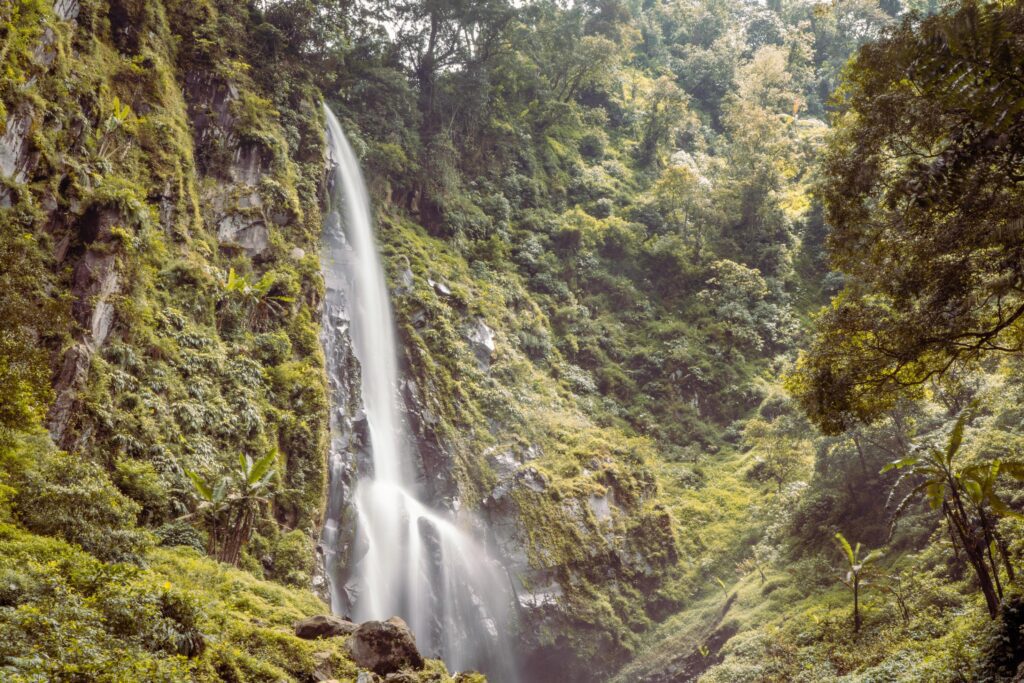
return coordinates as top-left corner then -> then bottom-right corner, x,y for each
320,106 -> 517,680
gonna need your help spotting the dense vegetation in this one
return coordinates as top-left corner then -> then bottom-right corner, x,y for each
2,0 -> 1024,681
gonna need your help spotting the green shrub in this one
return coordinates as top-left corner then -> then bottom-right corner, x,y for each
113,457 -> 170,524
156,520 -> 206,553
14,448 -> 150,563
265,529 -> 314,587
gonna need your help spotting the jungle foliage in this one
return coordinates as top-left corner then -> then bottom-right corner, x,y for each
3,0 -> 1024,681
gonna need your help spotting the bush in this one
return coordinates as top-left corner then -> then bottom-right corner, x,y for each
14,448 -> 150,563
113,457 -> 170,525
156,520 -> 206,553
264,529 -> 315,587
579,131 -> 607,161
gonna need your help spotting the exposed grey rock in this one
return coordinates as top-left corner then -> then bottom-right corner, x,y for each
518,467 -> 547,493
346,617 -> 425,675
409,308 -> 427,328
48,343 -> 91,445
465,318 -> 496,371
294,614 -> 358,640
312,650 -> 336,682
0,112 -> 32,182
217,214 -> 270,257
80,252 -> 119,346
231,144 -> 267,185
486,448 -> 520,481
53,0 -> 81,21
50,245 -> 121,447
588,488 -> 616,522
237,190 -> 262,209
311,544 -> 330,604
33,27 -> 57,66
270,208 -> 295,226
517,579 -> 564,609
428,278 -> 451,297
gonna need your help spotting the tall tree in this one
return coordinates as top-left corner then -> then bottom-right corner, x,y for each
789,1 -> 1024,434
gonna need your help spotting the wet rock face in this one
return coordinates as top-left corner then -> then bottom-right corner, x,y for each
48,205 -> 126,447
294,614 -> 358,640
346,617 -> 425,675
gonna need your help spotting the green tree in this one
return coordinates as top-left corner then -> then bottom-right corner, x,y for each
834,531 -> 883,632
743,413 -> 808,492
0,225 -> 68,440
186,450 -> 278,566
884,407 -> 1024,617
790,1 -> 1024,434
637,76 -> 688,168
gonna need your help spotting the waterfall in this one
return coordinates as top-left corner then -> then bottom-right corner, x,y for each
320,106 -> 518,681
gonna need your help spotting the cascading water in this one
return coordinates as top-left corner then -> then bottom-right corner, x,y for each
320,105 -> 518,681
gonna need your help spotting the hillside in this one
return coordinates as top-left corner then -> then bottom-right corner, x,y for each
2,0 -> 1024,681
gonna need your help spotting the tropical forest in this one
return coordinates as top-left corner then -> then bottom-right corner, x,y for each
2,0 -> 1024,680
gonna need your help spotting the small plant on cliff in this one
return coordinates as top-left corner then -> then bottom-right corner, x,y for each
185,450 -> 277,566
96,96 -> 134,161
835,531 -> 882,633
221,268 -> 295,332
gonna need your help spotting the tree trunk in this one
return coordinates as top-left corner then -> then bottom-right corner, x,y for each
853,579 -> 861,632
947,493 -> 1001,617
968,546 -> 1001,618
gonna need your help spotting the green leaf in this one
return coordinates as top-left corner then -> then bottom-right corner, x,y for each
862,549 -> 884,564
248,449 -> 277,486
213,477 -> 228,504
989,494 -> 1024,520
881,456 -> 919,473
185,470 -> 213,501
963,479 -> 983,505
998,462 -> 1024,480
835,532 -> 855,566
945,402 -> 976,466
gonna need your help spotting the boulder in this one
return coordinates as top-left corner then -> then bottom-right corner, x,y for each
294,614 -> 358,640
428,278 -> 451,297
346,617 -> 424,675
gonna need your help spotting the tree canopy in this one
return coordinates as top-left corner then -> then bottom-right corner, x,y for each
788,0 -> 1024,434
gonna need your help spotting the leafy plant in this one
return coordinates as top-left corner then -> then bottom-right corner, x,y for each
737,550 -> 768,585
880,572 -> 912,626
884,407 -> 1024,618
185,450 -> 277,566
221,268 -> 296,331
97,95 -> 134,160
834,531 -> 882,632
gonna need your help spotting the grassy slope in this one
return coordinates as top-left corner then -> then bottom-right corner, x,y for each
0,520 -> 475,682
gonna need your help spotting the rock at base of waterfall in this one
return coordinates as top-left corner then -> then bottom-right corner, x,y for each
294,614 -> 358,640
346,617 -> 425,675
